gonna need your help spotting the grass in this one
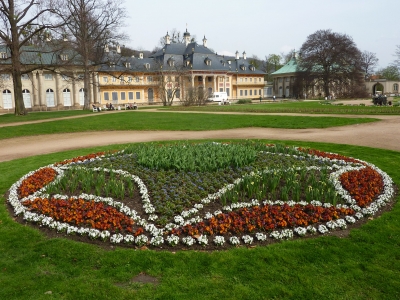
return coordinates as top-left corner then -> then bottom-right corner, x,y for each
0,111 -> 378,140
0,108 -> 399,299
0,110 -> 92,124
166,101 -> 400,115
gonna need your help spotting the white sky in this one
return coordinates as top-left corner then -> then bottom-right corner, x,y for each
124,0 -> 399,69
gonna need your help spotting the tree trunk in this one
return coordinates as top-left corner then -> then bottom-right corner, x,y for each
83,66 -> 91,110
9,2 -> 27,116
10,45 -> 27,115
12,70 -> 27,115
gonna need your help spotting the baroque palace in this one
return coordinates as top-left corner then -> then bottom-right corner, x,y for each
0,30 -> 265,112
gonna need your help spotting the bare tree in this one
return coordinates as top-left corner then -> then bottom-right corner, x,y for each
361,51 -> 379,78
55,0 -> 127,110
298,29 -> 364,98
0,0 -> 61,115
153,60 -> 188,106
281,49 -> 295,64
181,86 -> 209,106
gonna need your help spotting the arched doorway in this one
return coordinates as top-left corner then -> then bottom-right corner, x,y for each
79,88 -> 85,105
2,89 -> 12,109
22,89 -> 32,108
373,83 -> 384,95
46,89 -> 55,107
63,88 -> 72,106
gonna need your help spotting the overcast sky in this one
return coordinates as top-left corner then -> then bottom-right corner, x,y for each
124,0 -> 399,69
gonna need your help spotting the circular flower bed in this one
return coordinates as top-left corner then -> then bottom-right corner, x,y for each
7,142 -> 396,250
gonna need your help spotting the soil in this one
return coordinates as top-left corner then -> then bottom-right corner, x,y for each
2,104 -> 399,251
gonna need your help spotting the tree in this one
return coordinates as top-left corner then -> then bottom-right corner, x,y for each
249,55 -> 262,69
153,60 -> 188,106
298,29 -> 364,98
361,51 -> 379,78
55,0 -> 127,110
0,0 -> 60,115
263,54 -> 282,81
181,86 -> 209,106
393,45 -> 400,71
376,66 -> 400,81
281,49 -> 295,64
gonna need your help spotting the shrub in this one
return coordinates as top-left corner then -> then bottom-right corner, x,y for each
236,99 -> 252,104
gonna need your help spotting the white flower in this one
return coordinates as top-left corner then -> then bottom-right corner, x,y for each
318,225 -> 329,234
229,236 -> 240,245
197,235 -> 208,246
150,236 -> 164,246
124,235 -> 135,244
242,235 -> 254,244
345,216 -> 356,224
294,227 -> 307,236
326,221 -> 337,229
135,235 -> 148,246
335,219 -> 347,229
255,232 -> 267,241
182,236 -> 195,246
166,235 -> 180,246
110,233 -> 124,244
213,235 -> 225,246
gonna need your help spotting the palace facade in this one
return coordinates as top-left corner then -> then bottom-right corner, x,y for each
0,30 -> 266,112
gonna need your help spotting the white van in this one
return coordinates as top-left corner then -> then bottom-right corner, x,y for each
207,92 -> 228,102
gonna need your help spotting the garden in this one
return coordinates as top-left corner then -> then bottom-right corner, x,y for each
8,141 -> 396,251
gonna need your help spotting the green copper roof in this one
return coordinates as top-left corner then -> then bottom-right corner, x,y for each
272,56 -> 298,75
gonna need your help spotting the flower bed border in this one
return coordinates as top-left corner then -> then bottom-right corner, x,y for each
7,145 -> 396,250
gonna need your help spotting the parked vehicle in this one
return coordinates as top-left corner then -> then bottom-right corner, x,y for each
207,92 -> 228,102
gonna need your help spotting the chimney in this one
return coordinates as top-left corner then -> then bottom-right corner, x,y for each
235,51 -> 239,60
183,29 -> 191,46
165,32 -> 171,45
116,44 -> 121,53
202,35 -> 207,48
243,51 -> 247,60
139,52 -> 143,59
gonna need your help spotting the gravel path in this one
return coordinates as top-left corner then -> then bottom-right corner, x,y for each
0,109 -> 399,162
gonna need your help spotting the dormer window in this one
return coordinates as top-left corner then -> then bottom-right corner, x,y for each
249,66 -> 255,71
185,60 -> 190,67
60,54 -> 68,61
204,57 -> 211,66
144,63 -> 150,70
0,52 -> 7,59
167,57 -> 175,67
240,64 -> 246,71
125,62 -> 131,68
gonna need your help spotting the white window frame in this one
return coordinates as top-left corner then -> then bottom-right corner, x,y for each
44,74 -> 53,80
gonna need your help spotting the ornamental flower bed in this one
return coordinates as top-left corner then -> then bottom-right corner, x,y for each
7,142 -> 396,250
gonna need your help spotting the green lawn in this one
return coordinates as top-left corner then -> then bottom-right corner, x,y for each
0,109 -> 399,299
0,111 -> 378,140
167,101 -> 400,115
